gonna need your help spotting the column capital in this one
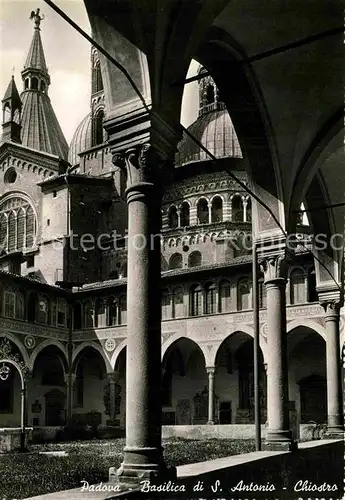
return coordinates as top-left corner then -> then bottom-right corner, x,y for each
112,143 -> 173,199
206,366 -> 216,376
64,373 -> 76,384
320,299 -> 341,318
107,372 -> 119,384
317,285 -> 343,314
256,234 -> 293,283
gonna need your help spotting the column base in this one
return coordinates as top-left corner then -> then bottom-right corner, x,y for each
207,421 -> 215,425
324,426 -> 344,440
264,429 -> 297,451
109,446 -> 176,487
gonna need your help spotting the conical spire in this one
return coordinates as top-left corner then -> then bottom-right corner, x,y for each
2,76 -> 22,112
18,10 -> 68,160
23,9 -> 48,74
1,76 -> 22,143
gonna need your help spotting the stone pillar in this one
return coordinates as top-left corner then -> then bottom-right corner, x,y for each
177,209 -> 181,228
320,299 -> 343,438
65,373 -> 76,423
112,144 -> 171,483
107,372 -> 118,425
207,367 -> 215,424
243,199 -> 248,223
259,247 -> 295,450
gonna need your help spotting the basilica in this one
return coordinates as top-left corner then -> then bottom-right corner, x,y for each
0,7 -> 343,460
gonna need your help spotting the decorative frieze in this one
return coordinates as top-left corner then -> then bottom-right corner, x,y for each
163,172 -> 248,202
0,318 -> 68,341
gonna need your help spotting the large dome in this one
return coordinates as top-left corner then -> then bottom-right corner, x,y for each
176,103 -> 242,166
68,113 -> 92,166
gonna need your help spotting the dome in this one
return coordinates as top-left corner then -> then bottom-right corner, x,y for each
68,113 -> 92,166
176,103 -> 242,166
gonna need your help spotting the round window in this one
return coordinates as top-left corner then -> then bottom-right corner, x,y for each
4,167 -> 17,185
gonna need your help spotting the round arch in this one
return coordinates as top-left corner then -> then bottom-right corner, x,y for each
209,326 -> 268,367
0,333 -> 29,367
29,339 -> 68,373
287,320 -> 326,342
162,334 -> 207,368
72,341 -> 112,374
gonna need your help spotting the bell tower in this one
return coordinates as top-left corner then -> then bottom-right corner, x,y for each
1,75 -> 22,144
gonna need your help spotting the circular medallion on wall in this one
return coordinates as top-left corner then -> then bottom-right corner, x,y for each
24,335 -> 35,349
4,167 -> 17,185
105,338 -> 116,352
261,323 -> 268,339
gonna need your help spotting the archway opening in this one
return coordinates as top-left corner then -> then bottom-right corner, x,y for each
73,347 -> 107,427
32,345 -> 67,426
288,327 -> 326,427
215,332 -> 266,424
162,338 -> 207,425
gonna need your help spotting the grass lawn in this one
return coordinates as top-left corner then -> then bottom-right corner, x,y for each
0,438 -> 256,499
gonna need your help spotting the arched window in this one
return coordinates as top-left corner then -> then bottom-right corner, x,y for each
307,269 -> 317,302
92,61 -> 104,93
211,197 -> 223,223
219,280 -> 231,313
168,206 -> 178,229
57,298 -> 67,327
95,298 -> 106,327
92,109 -> 104,146
232,195 -> 243,222
172,286 -> 184,318
188,251 -> 202,268
290,269 -> 306,304
169,253 -> 183,270
180,202 -> 190,227
16,291 -> 25,320
118,295 -> 127,325
197,198 -> 209,224
108,297 -> 117,326
84,301 -> 94,328
38,296 -> 49,324
238,280 -> 252,311
245,198 -> 252,223
27,292 -> 38,322
4,290 -> 15,318
119,263 -> 127,279
74,302 -> 82,329
24,78 -> 29,90
31,77 -> 38,90
205,282 -> 216,314
3,103 -> 11,122
205,84 -> 215,105
0,196 -> 36,252
190,284 -> 202,316
258,278 -> 267,309
40,80 -> 46,92
161,289 -> 171,320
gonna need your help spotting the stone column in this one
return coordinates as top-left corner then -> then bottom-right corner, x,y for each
207,367 -> 216,424
243,199 -> 248,223
112,144 -> 171,483
65,373 -> 76,423
321,299 -> 343,438
259,249 -> 295,450
107,372 -> 118,425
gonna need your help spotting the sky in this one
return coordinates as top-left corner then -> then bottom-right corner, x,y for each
0,0 -> 199,145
